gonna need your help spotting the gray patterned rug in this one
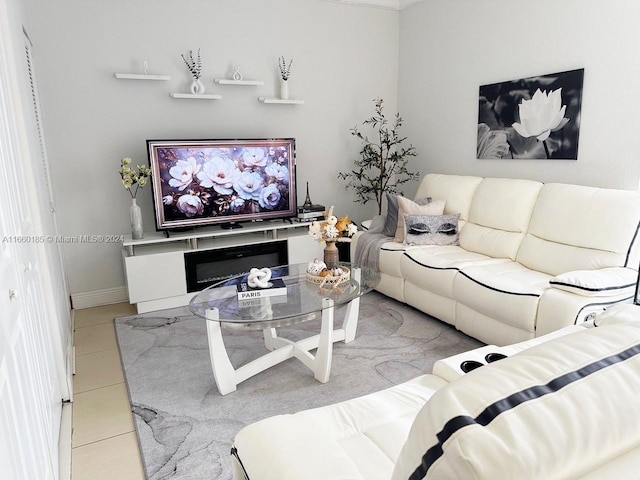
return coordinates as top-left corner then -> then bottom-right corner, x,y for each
114,291 -> 481,479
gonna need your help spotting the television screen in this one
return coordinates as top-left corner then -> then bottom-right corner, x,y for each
147,138 -> 296,230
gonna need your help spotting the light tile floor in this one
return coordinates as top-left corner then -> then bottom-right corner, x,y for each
72,302 -> 146,480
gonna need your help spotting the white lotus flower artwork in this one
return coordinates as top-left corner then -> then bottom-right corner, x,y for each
478,69 -> 583,160
512,88 -> 570,142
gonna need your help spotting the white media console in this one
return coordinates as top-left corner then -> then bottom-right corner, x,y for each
122,220 -> 323,313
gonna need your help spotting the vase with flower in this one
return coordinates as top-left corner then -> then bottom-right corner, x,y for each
181,48 -> 205,94
278,55 -> 293,100
119,157 -> 152,240
308,206 -> 358,270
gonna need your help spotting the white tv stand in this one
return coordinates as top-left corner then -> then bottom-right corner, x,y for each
122,220 -> 323,313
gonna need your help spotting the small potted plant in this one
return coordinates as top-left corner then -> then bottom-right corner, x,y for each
182,48 -> 204,94
339,98 -> 420,215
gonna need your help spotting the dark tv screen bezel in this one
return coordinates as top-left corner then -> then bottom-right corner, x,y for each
147,138 -> 297,231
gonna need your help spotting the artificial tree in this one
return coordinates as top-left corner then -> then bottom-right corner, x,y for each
339,98 -> 419,215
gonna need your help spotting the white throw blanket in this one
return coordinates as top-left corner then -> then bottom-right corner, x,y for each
353,215 -> 391,271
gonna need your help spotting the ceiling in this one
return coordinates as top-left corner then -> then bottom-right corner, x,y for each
320,0 -> 424,10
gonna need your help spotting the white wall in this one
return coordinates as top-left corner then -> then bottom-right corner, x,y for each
23,0 -> 400,301
398,0 -> 640,196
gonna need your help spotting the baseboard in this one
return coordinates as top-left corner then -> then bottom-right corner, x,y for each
71,286 -> 129,309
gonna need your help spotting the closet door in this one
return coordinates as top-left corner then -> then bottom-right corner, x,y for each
0,0 -> 64,477
24,28 -> 73,401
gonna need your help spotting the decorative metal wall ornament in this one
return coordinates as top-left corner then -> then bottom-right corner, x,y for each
477,68 -> 584,160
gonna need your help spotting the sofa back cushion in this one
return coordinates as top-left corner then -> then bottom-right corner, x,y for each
517,183 -> 640,276
391,324 -> 640,480
414,174 -> 482,225
459,177 -> 542,260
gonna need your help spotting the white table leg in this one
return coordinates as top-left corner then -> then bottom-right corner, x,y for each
205,308 -> 237,395
313,298 -> 334,383
342,267 -> 362,343
263,328 -> 278,351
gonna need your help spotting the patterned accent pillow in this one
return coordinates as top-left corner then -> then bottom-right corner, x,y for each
403,213 -> 461,246
394,197 -> 445,242
383,193 -> 432,237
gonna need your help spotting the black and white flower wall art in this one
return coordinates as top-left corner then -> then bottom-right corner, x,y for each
477,68 -> 584,160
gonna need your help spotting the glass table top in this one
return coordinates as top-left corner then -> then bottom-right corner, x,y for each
188,263 -> 379,328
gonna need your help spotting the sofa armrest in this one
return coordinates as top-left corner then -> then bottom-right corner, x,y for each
360,219 -> 372,231
549,267 -> 637,297
232,374 -> 447,480
392,324 -> 640,480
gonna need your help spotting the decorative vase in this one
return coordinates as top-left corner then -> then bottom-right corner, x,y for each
130,198 -> 144,240
323,241 -> 339,270
190,78 -> 205,94
280,79 -> 289,100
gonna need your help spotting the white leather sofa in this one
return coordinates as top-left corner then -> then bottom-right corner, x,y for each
230,305 -> 640,479
353,173 -> 640,345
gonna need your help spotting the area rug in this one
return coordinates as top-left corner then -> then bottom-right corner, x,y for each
114,291 -> 482,479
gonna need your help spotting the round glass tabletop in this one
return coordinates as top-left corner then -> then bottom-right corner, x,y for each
188,263 -> 379,327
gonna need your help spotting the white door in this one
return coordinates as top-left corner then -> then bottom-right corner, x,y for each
0,0 -> 65,477
23,28 -> 73,401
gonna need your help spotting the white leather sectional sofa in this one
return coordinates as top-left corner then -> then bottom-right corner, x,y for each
230,305 -> 640,479
353,174 -> 640,345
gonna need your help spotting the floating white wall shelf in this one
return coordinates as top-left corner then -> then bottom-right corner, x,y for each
114,73 -> 171,81
214,78 -> 264,86
258,97 -> 305,105
170,93 -> 222,100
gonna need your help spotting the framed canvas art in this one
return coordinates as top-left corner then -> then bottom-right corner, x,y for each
477,68 -> 584,160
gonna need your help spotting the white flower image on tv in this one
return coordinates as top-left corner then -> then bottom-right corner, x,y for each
258,184 -> 281,209
234,170 -> 265,201
168,157 -> 201,191
177,194 -> 204,217
196,156 -> 238,195
265,163 -> 289,183
149,140 -> 296,229
242,147 -> 267,168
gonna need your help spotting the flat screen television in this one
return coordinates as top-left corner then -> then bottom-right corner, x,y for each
147,138 -> 296,231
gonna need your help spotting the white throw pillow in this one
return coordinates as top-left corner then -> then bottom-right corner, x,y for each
394,197 -> 445,243
383,193 -> 431,237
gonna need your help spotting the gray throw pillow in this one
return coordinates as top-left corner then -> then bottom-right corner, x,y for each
382,193 -> 431,237
403,213 -> 461,246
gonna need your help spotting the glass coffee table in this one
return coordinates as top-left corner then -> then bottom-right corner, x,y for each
189,263 -> 379,395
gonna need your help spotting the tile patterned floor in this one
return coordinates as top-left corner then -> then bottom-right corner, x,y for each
72,302 -> 146,479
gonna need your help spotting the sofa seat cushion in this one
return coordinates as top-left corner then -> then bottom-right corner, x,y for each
392,324 -> 640,480
402,246 -> 509,299
232,374 -> 448,480
453,262 -> 551,333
